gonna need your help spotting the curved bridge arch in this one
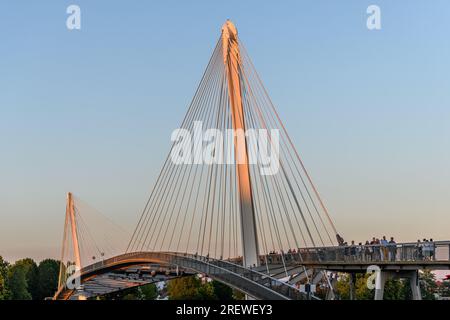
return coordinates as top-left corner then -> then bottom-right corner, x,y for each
54,252 -> 307,300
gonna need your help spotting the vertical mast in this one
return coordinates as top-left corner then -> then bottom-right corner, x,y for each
221,20 -> 259,267
67,192 -> 82,269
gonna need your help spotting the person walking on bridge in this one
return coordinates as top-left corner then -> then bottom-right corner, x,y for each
371,237 -> 380,261
388,237 -> 397,261
380,236 -> 389,261
415,240 -> 423,260
422,239 -> 430,260
364,240 -> 372,262
350,241 -> 357,261
430,239 -> 436,260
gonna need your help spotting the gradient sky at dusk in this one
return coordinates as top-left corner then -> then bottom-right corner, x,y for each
0,1 -> 449,263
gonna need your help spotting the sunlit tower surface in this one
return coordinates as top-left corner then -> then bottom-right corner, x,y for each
221,20 -> 259,268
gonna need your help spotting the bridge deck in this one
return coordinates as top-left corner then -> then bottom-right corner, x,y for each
55,241 -> 450,300
55,252 -> 308,300
253,241 -> 450,271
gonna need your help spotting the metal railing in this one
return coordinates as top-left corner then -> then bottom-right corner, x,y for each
71,251 -> 311,300
56,241 -> 450,299
259,241 -> 450,265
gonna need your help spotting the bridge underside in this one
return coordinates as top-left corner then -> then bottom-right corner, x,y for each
279,261 -> 450,273
64,263 -> 193,300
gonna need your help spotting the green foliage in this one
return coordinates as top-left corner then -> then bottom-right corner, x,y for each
335,274 -> 411,300
335,274 -> 350,299
98,283 -> 158,300
8,264 -> 32,300
0,256 -> 9,279
167,276 -> 204,300
355,274 -> 374,300
384,279 -> 408,300
335,274 -> 374,300
167,276 -> 235,300
122,293 -> 138,300
36,259 -> 60,300
211,280 -> 233,300
14,258 -> 39,299
0,256 -> 10,300
420,270 -> 437,300
0,276 -> 8,300
440,276 -> 450,297
197,281 -> 216,300
335,271 -> 443,300
138,283 -> 158,300
232,289 -> 245,300
0,257 -> 60,300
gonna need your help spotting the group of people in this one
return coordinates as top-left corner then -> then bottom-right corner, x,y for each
414,238 -> 436,261
339,236 -> 436,262
260,235 -> 438,265
341,236 -> 398,262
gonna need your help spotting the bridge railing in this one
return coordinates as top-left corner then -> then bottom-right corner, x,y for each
158,252 -> 312,300
76,251 -> 312,300
260,241 -> 450,265
59,241 -> 450,299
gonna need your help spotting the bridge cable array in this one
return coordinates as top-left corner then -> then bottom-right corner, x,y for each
56,28 -> 340,297
58,194 -> 130,288
126,33 -> 339,276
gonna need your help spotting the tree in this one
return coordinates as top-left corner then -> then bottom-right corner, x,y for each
8,265 -> 31,300
335,273 -> 410,300
232,289 -> 245,300
420,270 -> 437,300
355,274 -> 374,300
440,275 -> 450,297
14,258 -> 39,299
167,276 -> 234,300
0,275 -> 8,300
0,256 -> 9,279
138,283 -> 158,300
122,293 -> 138,300
0,256 -> 10,300
37,259 -> 60,300
334,273 -> 373,300
335,274 -> 351,299
167,276 -> 203,300
384,279 -> 407,300
97,283 -> 158,300
198,281 -> 216,300
211,280 -> 233,300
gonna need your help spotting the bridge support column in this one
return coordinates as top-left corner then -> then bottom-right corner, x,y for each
326,273 -> 337,300
374,270 -> 422,300
349,273 -> 356,300
221,20 -> 259,269
408,270 -> 422,300
67,192 -> 81,270
374,271 -> 389,300
325,273 -> 338,300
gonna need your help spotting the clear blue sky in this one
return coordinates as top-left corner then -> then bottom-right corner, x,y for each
0,0 -> 449,262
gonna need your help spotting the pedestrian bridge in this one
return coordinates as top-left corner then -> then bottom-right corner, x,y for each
54,252 -> 309,300
54,21 -> 450,301
54,241 -> 450,300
